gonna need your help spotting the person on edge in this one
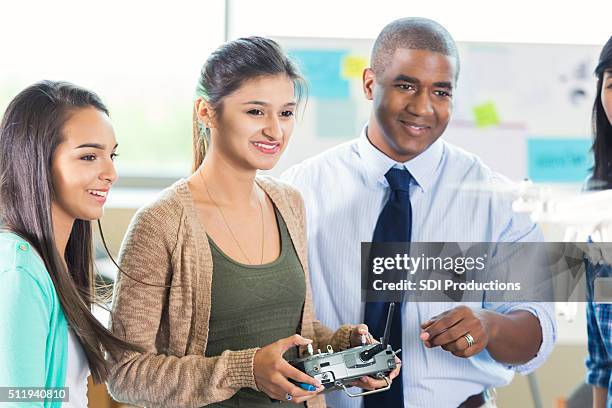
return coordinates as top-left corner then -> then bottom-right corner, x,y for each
584,35 -> 612,408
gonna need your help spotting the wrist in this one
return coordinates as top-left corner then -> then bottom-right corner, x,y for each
478,309 -> 500,343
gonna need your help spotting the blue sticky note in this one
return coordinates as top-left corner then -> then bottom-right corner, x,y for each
315,100 -> 358,139
289,49 -> 349,100
527,138 -> 592,182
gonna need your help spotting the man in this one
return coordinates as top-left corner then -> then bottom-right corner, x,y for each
282,17 -> 556,408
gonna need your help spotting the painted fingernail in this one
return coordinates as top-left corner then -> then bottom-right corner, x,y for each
297,383 -> 317,391
420,332 -> 430,340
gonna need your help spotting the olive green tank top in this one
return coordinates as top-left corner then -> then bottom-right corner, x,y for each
205,207 -> 306,407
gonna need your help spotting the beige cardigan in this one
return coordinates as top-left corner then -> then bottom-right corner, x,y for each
107,177 -> 351,408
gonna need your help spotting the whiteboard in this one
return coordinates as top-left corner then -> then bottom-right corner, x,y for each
269,37 -> 601,183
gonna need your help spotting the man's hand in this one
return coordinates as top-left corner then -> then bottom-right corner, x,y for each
419,305 -> 495,358
421,306 -> 545,364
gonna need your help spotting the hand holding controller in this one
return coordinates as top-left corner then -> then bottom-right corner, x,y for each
253,334 -> 324,404
347,323 -> 401,391
288,304 -> 402,397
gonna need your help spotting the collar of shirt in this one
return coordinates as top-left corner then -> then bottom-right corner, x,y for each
356,124 -> 445,193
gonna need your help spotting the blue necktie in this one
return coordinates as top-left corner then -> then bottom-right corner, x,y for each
364,168 -> 411,408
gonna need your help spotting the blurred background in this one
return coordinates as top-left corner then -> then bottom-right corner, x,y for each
2,1 -> 611,406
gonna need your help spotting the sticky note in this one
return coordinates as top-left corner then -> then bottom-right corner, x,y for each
341,55 -> 368,79
289,49 -> 349,99
527,138 -> 592,182
472,101 -> 500,128
315,100 -> 358,139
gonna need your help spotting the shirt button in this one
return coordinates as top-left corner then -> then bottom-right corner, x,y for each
19,244 -> 28,251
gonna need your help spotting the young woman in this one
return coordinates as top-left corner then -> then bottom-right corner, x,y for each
0,80 -> 139,407
585,35 -> 612,408
107,37 -> 399,407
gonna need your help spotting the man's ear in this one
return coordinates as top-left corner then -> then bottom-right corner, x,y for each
363,67 -> 376,101
194,97 -> 217,128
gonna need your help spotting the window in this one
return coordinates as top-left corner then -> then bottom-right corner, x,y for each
0,0 -> 226,179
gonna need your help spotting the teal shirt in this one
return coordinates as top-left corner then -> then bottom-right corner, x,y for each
0,232 -> 68,408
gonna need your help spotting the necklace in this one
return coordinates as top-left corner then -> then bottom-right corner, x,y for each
200,171 -> 265,264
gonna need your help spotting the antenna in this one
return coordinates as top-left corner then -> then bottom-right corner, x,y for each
381,303 -> 395,348
359,302 -> 396,361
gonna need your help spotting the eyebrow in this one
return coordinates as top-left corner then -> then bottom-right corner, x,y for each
76,143 -> 119,150
242,101 -> 297,107
393,74 -> 453,89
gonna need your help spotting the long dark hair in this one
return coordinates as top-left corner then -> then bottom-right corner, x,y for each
192,36 -> 306,172
591,36 -> 612,189
0,80 -> 141,383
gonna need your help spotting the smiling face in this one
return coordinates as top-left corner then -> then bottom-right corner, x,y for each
602,69 -> 612,126
51,106 -> 118,225
364,48 -> 457,162
204,74 -> 296,172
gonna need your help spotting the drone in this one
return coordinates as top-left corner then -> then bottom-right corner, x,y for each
458,178 -> 612,242
458,178 -> 612,322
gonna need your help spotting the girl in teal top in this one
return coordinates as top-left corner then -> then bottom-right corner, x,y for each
0,81 -> 140,407
0,233 -> 69,406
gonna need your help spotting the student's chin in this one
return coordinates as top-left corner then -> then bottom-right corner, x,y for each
256,161 -> 281,172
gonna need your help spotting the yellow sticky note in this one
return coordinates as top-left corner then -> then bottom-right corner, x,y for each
472,102 -> 500,128
341,55 -> 368,79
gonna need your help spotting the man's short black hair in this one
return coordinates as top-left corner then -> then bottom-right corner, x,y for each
371,17 -> 460,78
